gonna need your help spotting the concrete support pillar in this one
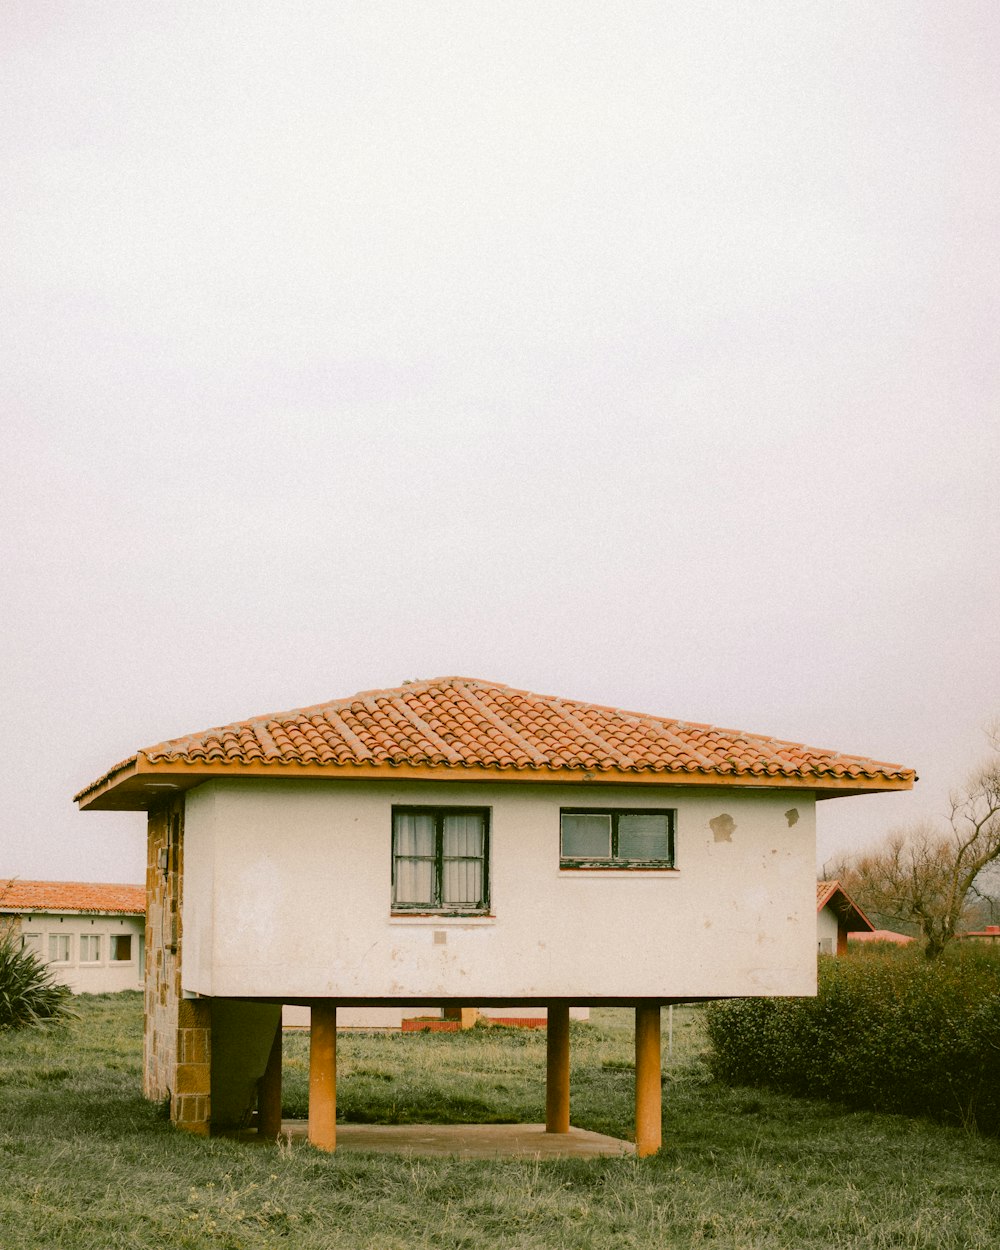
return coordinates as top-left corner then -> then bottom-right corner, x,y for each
635,1004 -> 662,1157
545,1005 -> 571,1133
257,1018 -> 283,1140
308,1003 -> 337,1152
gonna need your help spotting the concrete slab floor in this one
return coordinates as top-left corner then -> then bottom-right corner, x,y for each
231,1121 -> 636,1158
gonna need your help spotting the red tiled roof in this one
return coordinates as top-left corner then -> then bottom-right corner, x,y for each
848,929 -> 914,945
817,880 -> 839,909
816,879 -> 875,931
76,677 -> 916,809
0,879 -> 144,915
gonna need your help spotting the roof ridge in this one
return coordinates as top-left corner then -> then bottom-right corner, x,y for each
643,721 -> 721,770
546,700 -> 639,769
457,684 -> 550,766
385,697 -> 465,765
316,707 -> 375,762
253,720 -> 283,759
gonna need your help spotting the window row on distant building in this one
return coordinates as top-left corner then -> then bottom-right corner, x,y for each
21,931 -> 136,966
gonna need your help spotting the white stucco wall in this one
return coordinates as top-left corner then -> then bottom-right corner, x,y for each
479,1006 -> 590,1022
816,904 -> 840,954
18,911 -> 145,994
181,778 -> 817,1002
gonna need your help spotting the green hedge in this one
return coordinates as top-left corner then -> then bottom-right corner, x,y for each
705,946 -> 1000,1134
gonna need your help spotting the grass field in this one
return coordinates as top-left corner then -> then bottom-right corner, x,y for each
2,995 -> 999,1249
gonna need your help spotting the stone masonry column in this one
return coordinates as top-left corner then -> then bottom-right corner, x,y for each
174,998 -> 211,1135
635,1004 -> 662,1157
308,1002 -> 337,1152
545,1005 -> 571,1133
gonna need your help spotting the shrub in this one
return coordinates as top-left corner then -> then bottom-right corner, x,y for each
0,929 -> 74,1030
705,945 -> 1000,1134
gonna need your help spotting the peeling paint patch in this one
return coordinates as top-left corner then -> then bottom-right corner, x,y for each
785,808 -> 799,827
709,814 -> 735,842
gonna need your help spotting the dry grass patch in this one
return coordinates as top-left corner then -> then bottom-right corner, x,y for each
1,996 -> 999,1249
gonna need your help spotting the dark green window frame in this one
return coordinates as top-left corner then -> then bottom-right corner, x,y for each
391,806 -> 491,914
559,807 -> 676,869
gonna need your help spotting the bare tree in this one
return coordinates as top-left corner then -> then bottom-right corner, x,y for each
836,729 -> 1000,958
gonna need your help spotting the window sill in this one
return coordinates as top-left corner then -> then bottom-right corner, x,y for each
558,864 -> 679,877
389,913 -> 496,925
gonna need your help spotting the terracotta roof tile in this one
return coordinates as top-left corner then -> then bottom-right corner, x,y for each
817,879 -> 838,908
0,879 -> 144,915
76,677 -> 915,804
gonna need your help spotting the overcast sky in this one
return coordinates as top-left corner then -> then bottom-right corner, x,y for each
3,3 -> 998,886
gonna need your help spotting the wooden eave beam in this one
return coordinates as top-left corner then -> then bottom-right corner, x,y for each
76,755 -> 914,811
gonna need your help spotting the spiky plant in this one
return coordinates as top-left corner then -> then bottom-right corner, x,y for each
0,929 -> 74,1030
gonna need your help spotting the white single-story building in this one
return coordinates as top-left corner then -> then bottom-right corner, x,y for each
0,879 -> 145,993
76,676 -> 914,1155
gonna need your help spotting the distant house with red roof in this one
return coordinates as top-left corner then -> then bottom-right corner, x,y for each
76,676 -> 914,1155
848,928 -> 914,946
957,924 -> 1000,943
816,879 -> 875,955
0,879 -> 145,993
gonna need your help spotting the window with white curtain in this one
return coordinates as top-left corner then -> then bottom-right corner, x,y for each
392,807 -> 490,912
560,808 -> 675,868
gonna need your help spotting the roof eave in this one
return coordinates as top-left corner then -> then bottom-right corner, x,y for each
0,906 -> 144,916
76,758 -> 915,812
74,754 -> 142,810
